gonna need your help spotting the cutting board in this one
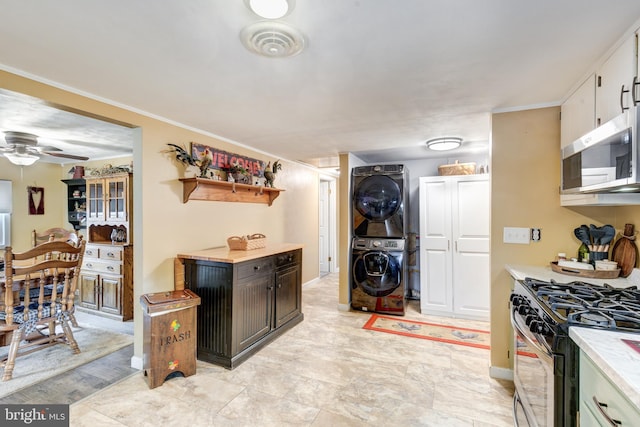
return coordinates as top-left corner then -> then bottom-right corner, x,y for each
611,224 -> 638,277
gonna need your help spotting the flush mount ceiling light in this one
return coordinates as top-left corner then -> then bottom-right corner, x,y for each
425,137 -> 463,151
240,21 -> 305,58
245,0 -> 294,19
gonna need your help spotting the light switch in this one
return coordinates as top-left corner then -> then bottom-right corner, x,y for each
503,227 -> 530,244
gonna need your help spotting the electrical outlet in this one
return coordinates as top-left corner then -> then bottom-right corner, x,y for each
531,228 -> 541,242
503,227 -> 530,244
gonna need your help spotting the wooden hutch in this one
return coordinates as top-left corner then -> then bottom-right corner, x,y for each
77,172 -> 133,321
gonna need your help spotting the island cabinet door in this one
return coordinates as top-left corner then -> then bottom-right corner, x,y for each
233,273 -> 273,354
274,264 -> 301,329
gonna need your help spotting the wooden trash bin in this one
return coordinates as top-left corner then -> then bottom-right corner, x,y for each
140,289 -> 201,389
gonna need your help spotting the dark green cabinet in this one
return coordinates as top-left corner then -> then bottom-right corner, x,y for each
183,248 -> 303,369
61,178 -> 86,230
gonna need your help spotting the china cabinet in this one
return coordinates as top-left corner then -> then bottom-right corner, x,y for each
77,172 -> 133,321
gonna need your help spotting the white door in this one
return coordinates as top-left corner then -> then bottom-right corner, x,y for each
419,177 -> 453,314
419,175 -> 490,320
451,177 -> 490,319
319,180 -> 330,274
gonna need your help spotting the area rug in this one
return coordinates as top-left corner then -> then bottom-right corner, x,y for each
363,314 -> 536,357
0,325 -> 133,398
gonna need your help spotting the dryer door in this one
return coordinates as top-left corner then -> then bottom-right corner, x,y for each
353,175 -> 403,237
352,250 -> 402,297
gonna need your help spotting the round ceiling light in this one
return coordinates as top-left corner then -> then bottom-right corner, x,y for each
425,137 -> 462,151
240,21 -> 305,58
246,0 -> 293,19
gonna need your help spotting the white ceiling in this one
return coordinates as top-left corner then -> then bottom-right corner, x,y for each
1,1 -> 640,167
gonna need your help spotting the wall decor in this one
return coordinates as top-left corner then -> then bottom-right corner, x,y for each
191,143 -> 265,180
28,186 -> 44,215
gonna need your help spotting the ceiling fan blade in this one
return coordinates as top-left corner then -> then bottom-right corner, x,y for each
36,145 -> 62,152
43,151 -> 89,161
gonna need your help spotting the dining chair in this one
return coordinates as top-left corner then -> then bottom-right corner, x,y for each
0,239 -> 86,381
30,230 -> 83,327
31,227 -> 79,248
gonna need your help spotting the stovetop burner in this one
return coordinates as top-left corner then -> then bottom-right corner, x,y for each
522,277 -> 640,332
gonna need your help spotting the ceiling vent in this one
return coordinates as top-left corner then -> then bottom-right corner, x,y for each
240,21 -> 305,58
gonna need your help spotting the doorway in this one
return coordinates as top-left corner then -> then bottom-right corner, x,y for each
319,176 -> 337,276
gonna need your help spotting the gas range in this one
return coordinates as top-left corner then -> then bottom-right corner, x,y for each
521,277 -> 640,332
510,277 -> 640,427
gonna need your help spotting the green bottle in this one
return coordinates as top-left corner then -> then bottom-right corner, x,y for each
578,243 -> 589,263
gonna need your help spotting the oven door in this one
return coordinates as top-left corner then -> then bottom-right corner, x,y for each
511,308 -> 554,427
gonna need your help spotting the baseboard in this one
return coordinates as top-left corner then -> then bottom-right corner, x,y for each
489,366 -> 513,381
337,303 -> 350,312
131,355 -> 143,370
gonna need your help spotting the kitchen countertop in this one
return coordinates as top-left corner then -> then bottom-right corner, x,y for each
505,264 -> 639,288
570,327 -> 640,411
177,243 -> 304,263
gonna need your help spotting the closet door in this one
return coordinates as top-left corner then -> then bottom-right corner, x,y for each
419,177 -> 453,314
451,176 -> 490,320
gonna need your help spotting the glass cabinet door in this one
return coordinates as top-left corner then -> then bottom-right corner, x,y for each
87,180 -> 104,220
107,177 -> 128,220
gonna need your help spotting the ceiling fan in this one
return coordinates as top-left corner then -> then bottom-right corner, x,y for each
0,131 -> 89,166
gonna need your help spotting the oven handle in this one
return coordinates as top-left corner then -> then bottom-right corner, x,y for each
593,396 -> 622,426
512,392 -> 523,427
510,307 -> 553,361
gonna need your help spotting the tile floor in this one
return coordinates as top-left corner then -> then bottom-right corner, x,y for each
66,273 -> 514,426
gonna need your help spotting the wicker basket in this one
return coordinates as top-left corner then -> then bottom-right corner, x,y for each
438,161 -> 476,176
227,233 -> 267,250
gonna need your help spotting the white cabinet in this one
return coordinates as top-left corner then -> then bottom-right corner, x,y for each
595,34 -> 637,127
561,74 -> 596,148
561,34 -> 638,148
579,350 -> 640,426
419,175 -> 490,320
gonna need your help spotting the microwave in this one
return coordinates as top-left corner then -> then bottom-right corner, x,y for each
562,106 -> 640,194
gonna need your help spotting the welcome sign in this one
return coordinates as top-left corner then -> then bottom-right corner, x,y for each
191,143 -> 265,178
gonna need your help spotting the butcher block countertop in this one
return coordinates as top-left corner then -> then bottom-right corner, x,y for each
177,243 -> 304,263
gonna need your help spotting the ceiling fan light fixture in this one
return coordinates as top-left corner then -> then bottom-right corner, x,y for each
247,0 -> 292,19
4,152 -> 38,166
426,137 -> 463,151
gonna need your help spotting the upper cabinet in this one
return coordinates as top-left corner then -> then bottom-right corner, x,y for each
561,32 -> 638,148
85,172 -> 132,244
595,34 -> 638,127
560,74 -> 596,148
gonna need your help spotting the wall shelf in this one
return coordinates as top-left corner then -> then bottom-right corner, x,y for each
179,178 -> 283,206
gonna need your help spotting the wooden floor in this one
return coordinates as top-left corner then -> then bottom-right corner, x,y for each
0,344 -> 137,405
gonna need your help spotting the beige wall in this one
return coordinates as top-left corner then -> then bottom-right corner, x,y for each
0,162 -> 66,251
1,70 -> 321,364
490,106 -> 640,371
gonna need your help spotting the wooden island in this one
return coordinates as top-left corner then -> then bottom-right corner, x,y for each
175,243 -> 303,369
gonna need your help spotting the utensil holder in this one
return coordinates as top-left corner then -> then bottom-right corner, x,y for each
589,251 -> 608,264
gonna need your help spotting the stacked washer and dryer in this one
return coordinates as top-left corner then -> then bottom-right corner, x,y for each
350,164 -> 408,315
